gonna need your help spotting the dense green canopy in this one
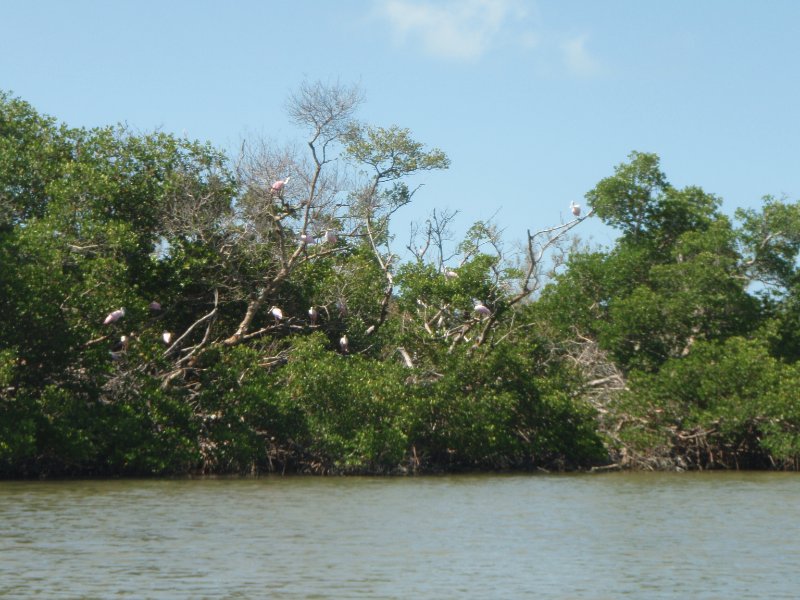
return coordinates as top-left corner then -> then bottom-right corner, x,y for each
2,89 -> 799,477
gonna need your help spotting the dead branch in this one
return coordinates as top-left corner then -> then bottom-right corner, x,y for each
164,288 -> 219,358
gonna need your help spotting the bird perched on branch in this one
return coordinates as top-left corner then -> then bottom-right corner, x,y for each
309,306 -> 319,326
339,334 -> 349,354
570,201 -> 581,217
111,335 -> 129,352
271,176 -> 290,196
270,306 -> 284,325
325,230 -> 338,244
298,233 -> 316,245
103,308 -> 125,325
474,302 -> 491,318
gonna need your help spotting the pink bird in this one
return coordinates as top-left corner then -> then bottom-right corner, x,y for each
149,301 -> 161,312
339,334 -> 349,354
103,308 -> 125,325
571,201 -> 581,217
443,268 -> 458,280
270,306 -> 284,325
298,233 -> 316,245
474,302 -> 491,318
309,306 -> 319,326
325,230 -> 338,244
271,176 -> 290,195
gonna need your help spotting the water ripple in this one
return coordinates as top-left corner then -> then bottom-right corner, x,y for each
1,473 -> 799,599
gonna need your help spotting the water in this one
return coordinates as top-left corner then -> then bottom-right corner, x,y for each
1,472 -> 798,599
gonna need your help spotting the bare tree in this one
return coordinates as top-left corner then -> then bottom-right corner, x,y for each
223,81 -> 365,345
399,206 -> 595,355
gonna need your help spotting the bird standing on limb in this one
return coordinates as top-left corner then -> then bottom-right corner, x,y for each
474,302 -> 491,318
103,308 -> 125,325
271,176 -> 290,197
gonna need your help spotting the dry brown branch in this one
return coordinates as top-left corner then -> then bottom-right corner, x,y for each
164,288 -> 218,359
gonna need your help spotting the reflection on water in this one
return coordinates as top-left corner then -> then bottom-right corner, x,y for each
1,472 -> 799,599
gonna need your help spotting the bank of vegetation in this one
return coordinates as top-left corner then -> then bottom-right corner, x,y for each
2,83 -> 799,477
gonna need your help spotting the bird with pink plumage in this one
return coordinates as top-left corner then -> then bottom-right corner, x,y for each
103,308 -> 125,325
271,176 -> 290,195
473,302 -> 491,318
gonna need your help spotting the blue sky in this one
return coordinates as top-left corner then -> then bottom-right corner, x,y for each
3,0 -> 799,252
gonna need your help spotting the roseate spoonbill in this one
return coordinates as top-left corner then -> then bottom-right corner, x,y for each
325,230 -> 338,244
270,306 -> 284,325
474,302 -> 491,317
571,201 -> 581,217
298,233 -> 316,245
103,308 -> 125,325
443,269 -> 458,280
339,334 -> 349,353
309,306 -> 319,326
271,176 -> 290,194
149,301 -> 161,312
162,331 -> 172,345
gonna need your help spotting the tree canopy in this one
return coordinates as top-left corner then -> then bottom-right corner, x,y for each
1,89 -> 799,477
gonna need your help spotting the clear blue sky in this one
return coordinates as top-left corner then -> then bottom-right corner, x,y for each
3,0 -> 799,251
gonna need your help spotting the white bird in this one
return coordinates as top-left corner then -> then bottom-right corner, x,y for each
270,306 -> 284,325
162,331 -> 172,345
103,308 -> 125,325
309,306 -> 319,326
443,268 -> 458,280
271,176 -> 290,194
474,302 -> 491,317
571,201 -> 581,217
325,230 -> 338,244
112,335 -> 129,352
339,334 -> 349,354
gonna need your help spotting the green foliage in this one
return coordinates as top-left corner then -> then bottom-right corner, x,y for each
0,91 -> 72,227
736,195 -> 800,292
618,337 -> 800,468
587,151 -> 720,248
276,334 -> 411,473
344,124 -> 450,181
404,341 -> 606,470
586,151 -> 669,239
4,88 -> 800,477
